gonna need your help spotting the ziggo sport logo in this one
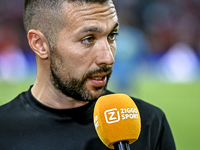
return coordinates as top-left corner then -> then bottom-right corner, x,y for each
104,108 -> 139,124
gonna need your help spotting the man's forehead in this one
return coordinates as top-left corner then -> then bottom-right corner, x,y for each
62,1 -> 117,20
62,1 -> 118,32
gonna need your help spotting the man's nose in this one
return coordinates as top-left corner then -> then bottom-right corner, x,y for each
95,40 -> 115,67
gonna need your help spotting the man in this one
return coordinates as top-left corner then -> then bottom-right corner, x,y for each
0,0 -> 176,149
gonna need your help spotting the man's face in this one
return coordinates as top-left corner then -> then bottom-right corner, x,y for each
49,1 -> 119,102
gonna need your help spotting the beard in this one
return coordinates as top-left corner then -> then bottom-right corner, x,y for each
49,51 -> 112,102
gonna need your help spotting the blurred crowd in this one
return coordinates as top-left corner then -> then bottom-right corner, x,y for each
0,0 -> 36,83
0,0 -> 200,90
111,0 -> 200,93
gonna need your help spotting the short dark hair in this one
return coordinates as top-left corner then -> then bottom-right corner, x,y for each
23,0 -> 111,48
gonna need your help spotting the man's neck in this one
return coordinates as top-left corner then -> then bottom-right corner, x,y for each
31,83 -> 88,109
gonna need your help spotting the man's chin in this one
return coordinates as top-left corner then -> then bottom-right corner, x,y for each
89,86 -> 107,100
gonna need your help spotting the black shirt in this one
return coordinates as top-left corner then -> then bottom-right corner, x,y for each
0,87 -> 176,150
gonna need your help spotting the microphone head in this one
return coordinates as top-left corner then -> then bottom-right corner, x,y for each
93,94 -> 141,149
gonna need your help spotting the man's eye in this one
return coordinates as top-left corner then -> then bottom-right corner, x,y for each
108,32 -> 118,41
81,36 -> 94,45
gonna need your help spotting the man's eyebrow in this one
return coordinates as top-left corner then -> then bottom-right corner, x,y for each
78,27 -> 101,35
113,22 -> 119,30
77,22 -> 119,36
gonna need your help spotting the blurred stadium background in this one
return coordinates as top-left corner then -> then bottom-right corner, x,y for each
0,0 -> 200,149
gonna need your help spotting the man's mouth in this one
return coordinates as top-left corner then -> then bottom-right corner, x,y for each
87,73 -> 109,87
91,76 -> 105,80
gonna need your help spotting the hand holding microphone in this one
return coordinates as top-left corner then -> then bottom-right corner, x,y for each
93,94 -> 141,150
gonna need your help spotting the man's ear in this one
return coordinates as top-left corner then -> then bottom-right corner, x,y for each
27,29 -> 49,59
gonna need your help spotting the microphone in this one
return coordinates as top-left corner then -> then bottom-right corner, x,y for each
93,94 -> 141,150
